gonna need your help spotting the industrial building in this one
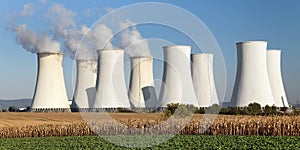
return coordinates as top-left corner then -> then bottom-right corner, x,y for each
231,41 -> 275,107
159,46 -> 199,107
267,50 -> 289,107
28,41 -> 290,111
93,49 -> 131,110
71,60 -> 97,112
31,53 -> 70,112
128,56 -> 156,108
192,53 -> 219,107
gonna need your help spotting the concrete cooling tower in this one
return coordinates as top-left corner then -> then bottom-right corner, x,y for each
267,50 -> 289,107
31,53 -> 70,112
94,49 -> 131,109
71,60 -> 97,112
128,56 -> 156,108
192,53 -> 219,107
231,41 -> 275,107
159,46 -> 199,107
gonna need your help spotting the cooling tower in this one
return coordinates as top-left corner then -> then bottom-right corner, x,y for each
31,53 -> 70,112
71,60 -> 97,112
231,41 -> 275,107
192,53 -> 219,107
267,50 -> 289,107
128,56 -> 155,108
94,49 -> 131,109
159,46 -> 199,107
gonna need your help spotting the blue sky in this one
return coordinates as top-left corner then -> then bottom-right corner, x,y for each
0,0 -> 299,104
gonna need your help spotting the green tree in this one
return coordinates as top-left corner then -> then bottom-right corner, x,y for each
228,107 -> 240,115
280,107 -> 288,113
247,102 -> 262,115
164,103 -> 179,117
238,107 -> 248,115
271,105 -> 278,114
219,107 -> 229,114
174,104 -> 193,118
206,104 -> 221,114
8,106 -> 18,112
163,103 -> 193,118
195,107 -> 205,114
264,105 -> 272,115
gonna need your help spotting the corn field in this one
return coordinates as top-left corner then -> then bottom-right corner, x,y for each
1,113 -> 300,138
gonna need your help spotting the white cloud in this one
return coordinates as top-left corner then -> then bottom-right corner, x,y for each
19,4 -> 34,16
40,0 -> 47,4
84,7 -> 101,17
105,7 -> 114,13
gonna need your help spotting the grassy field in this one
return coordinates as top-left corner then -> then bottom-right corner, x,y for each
1,113 -> 300,138
0,135 -> 299,149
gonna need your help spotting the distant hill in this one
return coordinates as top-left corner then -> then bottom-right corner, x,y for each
0,99 -> 32,109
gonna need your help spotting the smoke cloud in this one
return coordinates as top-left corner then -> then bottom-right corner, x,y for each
118,20 -> 151,57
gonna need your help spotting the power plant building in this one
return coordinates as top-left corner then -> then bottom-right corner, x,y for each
29,42 -> 290,111
128,56 -> 156,108
231,41 -> 275,107
192,53 -> 219,107
71,60 -> 97,111
93,49 -> 131,109
31,53 -> 70,112
267,50 -> 289,107
159,46 -> 199,107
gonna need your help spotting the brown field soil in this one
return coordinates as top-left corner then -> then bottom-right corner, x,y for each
0,112 -> 164,127
1,113 -> 300,138
0,112 -> 83,127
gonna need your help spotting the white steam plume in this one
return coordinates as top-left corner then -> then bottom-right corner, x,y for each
10,3 -> 113,58
8,3 -> 75,54
14,24 -> 60,53
118,20 -> 151,57
92,23 -> 113,50
46,3 -> 76,39
64,23 -> 113,60
46,4 -> 114,60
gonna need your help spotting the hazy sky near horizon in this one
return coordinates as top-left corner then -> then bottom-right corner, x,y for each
0,0 -> 299,104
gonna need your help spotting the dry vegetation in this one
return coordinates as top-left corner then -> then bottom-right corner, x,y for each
0,113 -> 300,138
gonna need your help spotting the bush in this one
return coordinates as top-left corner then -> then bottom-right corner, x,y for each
271,105 -> 278,114
2,108 -> 9,112
280,107 -> 288,112
174,105 -> 193,118
163,103 -> 194,118
206,104 -> 221,114
195,107 -> 206,114
264,105 -> 272,115
219,107 -> 230,114
117,108 -> 135,113
8,106 -> 18,112
227,107 -> 238,115
247,102 -> 262,115
293,108 -> 300,115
